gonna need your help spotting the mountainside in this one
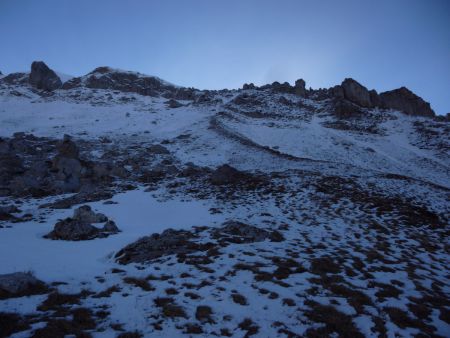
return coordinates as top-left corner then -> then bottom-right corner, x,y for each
0,62 -> 449,337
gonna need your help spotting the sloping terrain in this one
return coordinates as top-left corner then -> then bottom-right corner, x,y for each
0,63 -> 449,337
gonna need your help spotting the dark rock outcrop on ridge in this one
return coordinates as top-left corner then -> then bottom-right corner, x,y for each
29,61 -> 62,91
341,78 -> 373,108
62,66 -> 196,100
379,87 -> 435,117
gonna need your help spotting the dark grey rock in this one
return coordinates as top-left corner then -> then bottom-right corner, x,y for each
341,78 -> 372,107
243,83 -> 256,90
116,220 -> 284,265
62,66 -> 184,99
294,79 -> 306,97
212,221 -> 284,244
73,205 -> 107,224
369,89 -> 381,107
1,72 -> 29,86
52,135 -> 83,192
44,205 -> 119,241
165,99 -> 183,108
333,98 -> 363,118
115,228 -> 211,264
148,144 -> 170,154
329,85 -> 345,98
379,87 -> 435,117
29,61 -> 62,91
210,164 -> 245,185
271,81 -> 294,94
0,272 -> 48,299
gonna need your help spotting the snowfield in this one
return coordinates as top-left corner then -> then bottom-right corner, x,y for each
0,72 -> 449,338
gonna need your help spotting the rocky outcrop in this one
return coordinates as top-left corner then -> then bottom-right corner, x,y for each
270,81 -> 294,94
148,144 -> 170,154
29,61 -> 62,91
0,272 -> 48,299
51,135 -> 84,192
294,79 -> 306,97
379,87 -> 435,117
115,228 -> 211,264
341,78 -> 372,108
1,72 -> 29,86
44,205 -> 119,241
165,99 -> 183,108
369,89 -> 381,107
211,221 -> 284,244
242,83 -> 256,90
62,66 -> 194,100
116,221 -> 284,264
0,205 -> 20,221
332,98 -> 363,118
210,164 -> 247,185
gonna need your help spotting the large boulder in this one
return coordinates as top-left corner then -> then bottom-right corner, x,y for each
29,61 -> 62,91
341,78 -> 372,108
0,272 -> 48,299
379,87 -> 435,117
44,205 -> 119,241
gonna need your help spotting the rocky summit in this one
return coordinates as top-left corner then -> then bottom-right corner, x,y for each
0,61 -> 448,338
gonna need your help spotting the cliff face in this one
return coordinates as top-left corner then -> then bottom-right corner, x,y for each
379,86 -> 435,117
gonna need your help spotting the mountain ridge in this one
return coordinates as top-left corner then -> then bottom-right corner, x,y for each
1,60 -> 444,118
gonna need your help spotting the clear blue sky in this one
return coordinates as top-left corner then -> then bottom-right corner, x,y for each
1,0 -> 449,114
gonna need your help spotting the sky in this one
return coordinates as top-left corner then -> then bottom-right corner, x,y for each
1,0 -> 449,115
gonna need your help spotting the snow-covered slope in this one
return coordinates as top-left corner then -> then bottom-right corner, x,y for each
0,67 -> 448,338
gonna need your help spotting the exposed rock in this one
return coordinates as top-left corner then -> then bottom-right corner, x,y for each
341,78 -> 372,107
369,90 -> 381,107
0,205 -> 20,221
165,99 -> 183,108
210,164 -> 245,185
379,87 -> 435,117
29,61 -> 62,91
231,93 -> 263,107
270,81 -> 293,94
116,221 -> 284,264
148,144 -> 170,154
212,221 -> 284,244
73,205 -> 107,224
115,229 -> 212,264
179,163 -> 209,178
329,85 -> 345,98
243,83 -> 256,90
1,72 -> 29,86
56,134 -> 79,158
333,98 -> 363,118
51,135 -> 83,192
294,79 -> 306,97
44,205 -> 119,241
0,272 -> 48,299
62,67 -> 184,99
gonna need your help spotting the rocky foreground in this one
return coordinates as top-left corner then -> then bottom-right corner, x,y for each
0,62 -> 449,337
